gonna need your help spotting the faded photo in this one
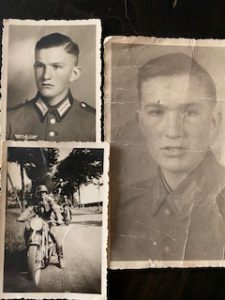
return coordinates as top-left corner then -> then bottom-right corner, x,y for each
105,37 -> 225,268
2,19 -> 101,142
1,142 -> 108,298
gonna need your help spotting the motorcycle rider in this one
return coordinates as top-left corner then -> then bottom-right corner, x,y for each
61,195 -> 73,225
18,184 -> 66,269
62,195 -> 72,207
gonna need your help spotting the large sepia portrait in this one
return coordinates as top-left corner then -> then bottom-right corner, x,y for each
105,37 -> 225,268
1,19 -> 101,142
0,141 -> 109,299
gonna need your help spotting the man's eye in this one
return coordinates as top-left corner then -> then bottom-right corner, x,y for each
53,65 -> 63,69
185,109 -> 200,116
145,109 -> 164,116
34,63 -> 43,69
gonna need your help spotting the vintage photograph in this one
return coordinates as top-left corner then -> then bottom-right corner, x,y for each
1,19 -> 101,142
0,141 -> 109,299
105,37 -> 225,268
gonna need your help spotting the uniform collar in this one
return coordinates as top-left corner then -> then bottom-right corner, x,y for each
151,170 -> 169,215
34,91 -> 73,122
151,151 -> 225,219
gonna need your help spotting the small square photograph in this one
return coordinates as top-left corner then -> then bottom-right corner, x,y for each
0,141 -> 109,299
2,19 -> 101,142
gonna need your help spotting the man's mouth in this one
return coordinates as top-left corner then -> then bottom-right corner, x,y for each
41,83 -> 54,88
160,146 -> 186,156
161,146 -> 186,151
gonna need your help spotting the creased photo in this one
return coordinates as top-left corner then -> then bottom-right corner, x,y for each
105,37 -> 225,268
0,141 -> 109,299
1,19 -> 101,142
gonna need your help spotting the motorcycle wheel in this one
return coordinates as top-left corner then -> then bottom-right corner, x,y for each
27,245 -> 41,286
64,208 -> 72,225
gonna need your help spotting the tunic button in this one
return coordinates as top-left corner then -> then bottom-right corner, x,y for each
164,246 -> 170,253
49,131 -> 55,137
153,242 -> 157,246
50,118 -> 56,125
164,208 -> 171,216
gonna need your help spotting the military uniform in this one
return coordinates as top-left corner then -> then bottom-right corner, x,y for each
7,91 -> 96,141
18,194 -> 65,266
111,151 -> 225,261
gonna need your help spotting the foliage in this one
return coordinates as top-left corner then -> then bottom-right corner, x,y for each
8,147 -> 59,189
8,147 -> 104,205
56,148 -> 104,196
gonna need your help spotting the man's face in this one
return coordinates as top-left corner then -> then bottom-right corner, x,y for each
137,73 -> 220,176
34,46 -> 79,104
37,191 -> 47,203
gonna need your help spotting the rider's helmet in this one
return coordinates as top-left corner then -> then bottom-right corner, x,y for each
35,185 -> 48,195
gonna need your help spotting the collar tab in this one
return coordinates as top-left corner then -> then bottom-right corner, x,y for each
34,93 -> 73,122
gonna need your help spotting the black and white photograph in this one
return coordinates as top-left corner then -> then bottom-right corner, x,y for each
105,37 -> 225,268
1,19 -> 101,142
0,141 -> 109,299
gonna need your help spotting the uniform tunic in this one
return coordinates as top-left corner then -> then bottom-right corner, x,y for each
18,195 -> 65,255
111,151 -> 225,261
7,91 -> 96,142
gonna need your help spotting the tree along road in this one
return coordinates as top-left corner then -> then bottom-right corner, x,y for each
4,208 -> 103,294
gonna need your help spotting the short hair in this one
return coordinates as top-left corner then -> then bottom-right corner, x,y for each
138,52 -> 216,102
35,32 -> 79,64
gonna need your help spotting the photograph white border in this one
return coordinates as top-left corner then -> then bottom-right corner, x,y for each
1,19 -> 102,142
104,36 -> 225,269
0,141 -> 109,299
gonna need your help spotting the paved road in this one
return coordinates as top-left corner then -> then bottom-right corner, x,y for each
4,208 -> 103,294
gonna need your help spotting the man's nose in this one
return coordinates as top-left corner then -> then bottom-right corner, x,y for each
43,66 -> 52,79
165,111 -> 183,139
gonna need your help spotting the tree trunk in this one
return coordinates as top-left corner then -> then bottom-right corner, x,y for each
77,185 -> 81,208
7,173 -> 23,211
97,180 -> 100,210
71,191 -> 75,207
20,163 -> 26,211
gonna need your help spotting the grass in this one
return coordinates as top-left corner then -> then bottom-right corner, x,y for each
5,208 -> 26,253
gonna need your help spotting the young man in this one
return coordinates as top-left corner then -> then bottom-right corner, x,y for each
18,185 -> 66,268
7,33 -> 95,141
112,53 -> 225,262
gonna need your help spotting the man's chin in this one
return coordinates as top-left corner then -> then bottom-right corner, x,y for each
159,158 -> 205,175
39,91 -> 55,99
162,166 -> 189,174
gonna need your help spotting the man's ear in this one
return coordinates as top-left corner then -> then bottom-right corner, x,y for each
70,66 -> 81,82
210,102 -> 222,143
135,109 -> 147,140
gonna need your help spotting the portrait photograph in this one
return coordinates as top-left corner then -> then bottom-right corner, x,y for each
104,37 -> 225,268
1,19 -> 101,142
0,141 -> 109,299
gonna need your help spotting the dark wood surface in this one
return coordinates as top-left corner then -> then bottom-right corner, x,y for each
1,1 -> 225,299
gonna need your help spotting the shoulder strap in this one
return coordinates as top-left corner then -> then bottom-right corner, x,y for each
79,101 -> 96,114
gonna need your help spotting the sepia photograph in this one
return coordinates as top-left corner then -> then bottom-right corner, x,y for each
1,19 -> 101,142
0,141 -> 109,299
105,37 -> 225,268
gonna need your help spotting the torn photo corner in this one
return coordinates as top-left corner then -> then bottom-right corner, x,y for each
1,19 -> 102,143
104,36 -> 225,269
0,141 -> 109,300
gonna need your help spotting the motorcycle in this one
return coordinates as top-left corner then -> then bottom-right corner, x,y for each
61,204 -> 72,225
26,215 -> 56,286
